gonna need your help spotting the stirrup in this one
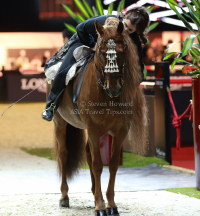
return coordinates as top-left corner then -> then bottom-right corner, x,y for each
50,103 -> 56,109
45,103 -> 56,111
42,103 -> 56,115
42,103 -> 56,121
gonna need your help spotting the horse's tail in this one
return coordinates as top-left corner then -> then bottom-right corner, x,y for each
54,123 -> 87,179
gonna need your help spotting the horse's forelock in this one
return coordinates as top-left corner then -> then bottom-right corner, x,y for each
102,26 -> 124,41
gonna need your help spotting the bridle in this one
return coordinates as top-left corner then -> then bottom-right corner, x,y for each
94,37 -> 128,90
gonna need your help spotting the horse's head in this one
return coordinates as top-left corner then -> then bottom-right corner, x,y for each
94,19 -> 128,98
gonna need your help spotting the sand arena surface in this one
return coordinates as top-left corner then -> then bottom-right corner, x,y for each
0,103 -> 200,216
0,147 -> 199,216
0,191 -> 200,216
0,103 -> 54,148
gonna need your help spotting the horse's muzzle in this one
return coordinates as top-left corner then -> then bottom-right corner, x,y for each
105,86 -> 122,98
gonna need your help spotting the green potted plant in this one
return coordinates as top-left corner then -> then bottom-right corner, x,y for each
164,0 -> 200,190
62,0 -> 127,33
62,0 -> 159,33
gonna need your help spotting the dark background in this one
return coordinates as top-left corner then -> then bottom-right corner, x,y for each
0,0 -> 188,32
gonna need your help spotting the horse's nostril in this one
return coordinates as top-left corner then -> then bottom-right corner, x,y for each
105,87 -> 122,97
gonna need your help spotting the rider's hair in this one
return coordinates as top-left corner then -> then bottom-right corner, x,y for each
119,6 -> 150,44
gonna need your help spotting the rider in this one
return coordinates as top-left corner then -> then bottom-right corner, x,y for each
42,6 -> 150,121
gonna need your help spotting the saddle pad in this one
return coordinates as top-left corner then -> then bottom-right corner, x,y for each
45,45 -> 93,85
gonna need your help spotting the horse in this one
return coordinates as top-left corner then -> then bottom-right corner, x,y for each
48,20 -> 148,216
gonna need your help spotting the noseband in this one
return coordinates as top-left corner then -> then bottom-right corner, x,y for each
95,37 -> 128,90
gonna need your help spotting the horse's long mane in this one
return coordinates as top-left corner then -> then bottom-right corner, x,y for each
120,33 -> 148,155
95,22 -> 148,155
101,24 -> 148,155
120,32 -> 142,102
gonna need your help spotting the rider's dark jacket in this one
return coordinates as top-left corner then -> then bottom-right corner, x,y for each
45,15 -> 144,76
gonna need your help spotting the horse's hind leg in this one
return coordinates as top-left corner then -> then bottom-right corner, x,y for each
106,128 -> 128,215
86,142 -> 95,196
54,112 -> 69,207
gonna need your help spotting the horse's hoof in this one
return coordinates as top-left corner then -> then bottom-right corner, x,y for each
95,210 -> 107,216
106,207 -> 120,216
59,198 -> 69,208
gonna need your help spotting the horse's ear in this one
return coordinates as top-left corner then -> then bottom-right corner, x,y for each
95,20 -> 104,36
117,21 -> 124,34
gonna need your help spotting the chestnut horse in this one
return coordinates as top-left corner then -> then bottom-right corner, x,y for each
49,20 -> 148,216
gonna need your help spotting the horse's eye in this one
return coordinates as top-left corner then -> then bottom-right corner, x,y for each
116,44 -> 124,53
117,48 -> 124,53
99,48 -> 106,53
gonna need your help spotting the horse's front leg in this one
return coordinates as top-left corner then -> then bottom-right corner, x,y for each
54,112 -> 69,207
106,128 -> 128,215
86,142 -> 95,196
88,131 -> 106,215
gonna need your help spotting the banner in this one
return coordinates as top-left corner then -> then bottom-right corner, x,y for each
5,72 -> 46,102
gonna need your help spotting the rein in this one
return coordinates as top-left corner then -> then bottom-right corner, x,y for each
94,61 -> 106,88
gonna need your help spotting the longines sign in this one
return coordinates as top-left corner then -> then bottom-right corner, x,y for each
6,73 -> 46,101
21,78 -> 46,93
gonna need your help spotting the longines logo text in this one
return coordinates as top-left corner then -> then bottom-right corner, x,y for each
21,78 -> 46,93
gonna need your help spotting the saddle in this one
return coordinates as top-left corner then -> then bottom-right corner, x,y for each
45,45 -> 94,85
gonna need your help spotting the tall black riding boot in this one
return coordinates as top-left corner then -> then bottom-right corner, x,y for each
42,68 -> 69,121
42,88 -> 65,121
42,40 -> 78,121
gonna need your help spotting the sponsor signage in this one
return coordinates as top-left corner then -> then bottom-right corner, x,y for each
6,73 -> 46,101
